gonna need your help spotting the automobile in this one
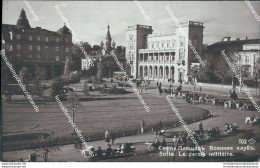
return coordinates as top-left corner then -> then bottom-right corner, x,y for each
62,86 -> 74,93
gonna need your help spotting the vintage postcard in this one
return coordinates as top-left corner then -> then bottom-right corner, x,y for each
1,0 -> 260,167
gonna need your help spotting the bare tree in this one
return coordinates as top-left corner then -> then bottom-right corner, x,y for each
35,132 -> 61,162
67,92 -> 84,133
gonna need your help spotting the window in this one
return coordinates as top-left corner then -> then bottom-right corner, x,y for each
245,56 -> 249,63
55,56 -> 60,61
66,37 -> 69,43
179,37 -> 185,47
65,47 -> 69,52
29,55 -> 33,59
16,44 -> 21,50
162,42 -> 164,48
29,36 -> 32,41
17,54 -> 21,58
45,37 -> 48,42
55,47 -> 59,52
37,55 -> 41,60
29,45 -> 33,51
37,36 -> 40,41
37,46 -> 41,51
16,35 -> 21,40
56,37 -> 59,42
152,43 -> 154,49
45,46 -> 48,50
7,44 -> 13,51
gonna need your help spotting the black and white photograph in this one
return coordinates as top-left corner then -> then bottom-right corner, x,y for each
1,0 -> 260,167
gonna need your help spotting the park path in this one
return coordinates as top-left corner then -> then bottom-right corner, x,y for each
3,92 -> 258,161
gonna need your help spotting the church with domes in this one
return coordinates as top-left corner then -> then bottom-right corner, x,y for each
82,24 -> 128,78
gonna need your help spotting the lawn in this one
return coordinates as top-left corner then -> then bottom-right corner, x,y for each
3,91 -> 209,152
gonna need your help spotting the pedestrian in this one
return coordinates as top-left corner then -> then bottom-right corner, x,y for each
158,121 -> 163,130
97,146 -> 103,158
141,120 -> 145,135
106,145 -> 112,157
111,132 -> 115,145
199,122 -> 204,135
159,82 -> 162,88
159,88 -> 162,98
156,81 -> 159,90
172,136 -> 178,148
105,129 -> 110,146
199,86 -> 202,93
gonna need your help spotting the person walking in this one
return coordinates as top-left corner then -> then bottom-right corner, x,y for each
159,88 -> 162,98
141,120 -> 145,135
105,129 -> 110,146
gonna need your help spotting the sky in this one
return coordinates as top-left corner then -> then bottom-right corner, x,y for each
2,1 -> 260,47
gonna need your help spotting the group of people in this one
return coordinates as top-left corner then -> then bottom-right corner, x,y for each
152,121 -> 165,137
224,123 -> 239,134
95,145 -> 113,159
105,129 -> 115,146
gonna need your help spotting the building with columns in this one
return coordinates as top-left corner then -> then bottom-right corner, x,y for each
126,21 -> 204,83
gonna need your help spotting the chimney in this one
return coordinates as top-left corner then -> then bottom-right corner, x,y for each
222,37 -> 231,42
227,37 -> 231,41
236,38 -> 240,41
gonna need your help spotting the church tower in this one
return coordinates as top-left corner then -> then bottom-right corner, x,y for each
16,8 -> 31,29
105,24 -> 112,53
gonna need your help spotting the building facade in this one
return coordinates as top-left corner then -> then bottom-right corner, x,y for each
208,37 -> 260,78
125,21 -> 204,82
2,9 -> 72,80
238,43 -> 260,77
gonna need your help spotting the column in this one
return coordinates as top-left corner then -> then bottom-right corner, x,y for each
163,66 -> 165,79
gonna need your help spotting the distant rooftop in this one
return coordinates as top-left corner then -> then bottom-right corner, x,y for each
127,24 -> 152,30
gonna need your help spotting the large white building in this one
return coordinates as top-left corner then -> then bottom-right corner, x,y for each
126,21 -> 204,83
238,43 -> 260,77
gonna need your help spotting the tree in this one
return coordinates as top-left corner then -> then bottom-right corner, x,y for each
241,65 -> 251,77
50,77 -> 67,98
119,75 -> 125,89
35,131 -> 60,162
67,92 -> 84,133
19,67 -> 30,88
30,66 -> 46,97
91,76 -> 97,88
197,61 -> 212,82
72,42 -> 92,71
63,56 -> 70,77
83,81 -> 89,95
214,58 -> 233,93
92,45 -> 101,51
96,61 -> 103,82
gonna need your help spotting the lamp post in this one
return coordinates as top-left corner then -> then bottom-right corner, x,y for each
238,53 -> 242,93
